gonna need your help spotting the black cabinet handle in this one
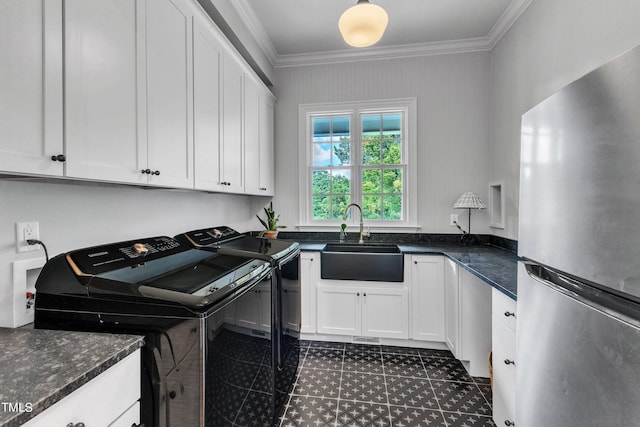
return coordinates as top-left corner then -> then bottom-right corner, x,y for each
141,169 -> 151,174
505,421 -> 515,426
504,359 -> 515,365
356,292 -> 360,296
66,423 -> 85,427
51,154 -> 66,162
504,311 -> 515,317
152,170 -> 160,176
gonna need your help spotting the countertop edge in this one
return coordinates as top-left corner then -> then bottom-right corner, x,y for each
2,334 -> 144,427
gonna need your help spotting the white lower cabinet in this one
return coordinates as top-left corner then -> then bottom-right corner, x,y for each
300,252 -> 319,334
316,283 -> 409,339
24,350 -> 141,427
444,264 -> 492,377
492,288 -> 517,427
444,257 -> 460,354
410,255 -> 445,341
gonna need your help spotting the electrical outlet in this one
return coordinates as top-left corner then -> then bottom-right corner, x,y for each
449,214 -> 459,226
16,222 -> 40,253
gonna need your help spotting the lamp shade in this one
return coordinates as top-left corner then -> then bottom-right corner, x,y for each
338,0 -> 388,48
453,192 -> 486,209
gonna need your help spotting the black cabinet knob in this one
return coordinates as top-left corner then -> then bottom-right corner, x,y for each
504,421 -> 515,426
504,359 -> 515,365
504,311 -> 516,317
152,170 -> 160,176
141,169 -> 151,174
51,154 -> 66,162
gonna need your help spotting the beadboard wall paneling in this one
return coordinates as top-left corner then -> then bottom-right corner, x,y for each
489,0 -> 640,240
273,52 -> 491,234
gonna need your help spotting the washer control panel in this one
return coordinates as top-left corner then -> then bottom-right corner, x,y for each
67,236 -> 184,275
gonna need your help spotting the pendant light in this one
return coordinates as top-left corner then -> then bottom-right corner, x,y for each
338,0 -> 388,48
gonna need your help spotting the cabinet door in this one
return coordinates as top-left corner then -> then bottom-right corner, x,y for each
444,257 -> 460,355
0,0 -> 63,176
64,0 -> 146,184
411,256 -> 445,342
300,253 -> 319,334
244,76 -> 261,195
316,285 -> 361,336
362,287 -> 409,339
458,269 -> 492,377
245,78 -> 275,196
258,95 -> 275,195
145,0 -> 193,188
193,13 -> 223,191
221,54 -> 245,192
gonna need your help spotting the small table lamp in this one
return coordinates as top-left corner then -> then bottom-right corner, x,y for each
453,192 -> 486,244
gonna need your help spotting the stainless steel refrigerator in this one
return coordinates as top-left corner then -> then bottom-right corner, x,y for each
517,44 -> 640,427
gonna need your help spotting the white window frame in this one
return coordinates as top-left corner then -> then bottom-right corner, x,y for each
298,98 -> 418,231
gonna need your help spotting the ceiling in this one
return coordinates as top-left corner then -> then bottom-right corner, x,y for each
232,0 -> 532,67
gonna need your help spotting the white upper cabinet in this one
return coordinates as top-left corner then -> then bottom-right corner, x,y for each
0,0 -> 274,194
0,0 -> 63,176
221,53 -> 245,193
64,0 -> 146,184
145,0 -> 194,188
245,76 -> 275,196
193,13 -> 223,191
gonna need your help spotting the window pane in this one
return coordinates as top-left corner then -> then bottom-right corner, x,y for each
363,195 -> 382,220
332,196 -> 350,219
312,143 -> 332,166
361,114 -> 381,141
383,168 -> 402,193
362,141 -> 380,165
382,114 -> 401,138
312,170 -> 330,194
312,196 -> 331,220
312,117 -> 331,142
332,142 -> 351,166
381,140 -> 401,165
331,116 -> 350,141
331,170 -> 351,194
383,195 -> 402,220
362,169 -> 381,193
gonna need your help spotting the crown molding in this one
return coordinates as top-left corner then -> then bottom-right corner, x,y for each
230,0 -> 279,64
486,0 -> 534,49
233,0 -> 533,69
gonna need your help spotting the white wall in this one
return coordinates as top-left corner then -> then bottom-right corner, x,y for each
489,0 -> 640,239
272,52 -> 491,234
0,178 -> 269,326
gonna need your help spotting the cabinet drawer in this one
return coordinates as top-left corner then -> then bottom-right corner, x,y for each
24,350 -> 140,427
492,288 -> 517,331
492,316 -> 516,426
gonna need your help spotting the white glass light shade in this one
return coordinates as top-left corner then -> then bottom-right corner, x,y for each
338,1 -> 388,48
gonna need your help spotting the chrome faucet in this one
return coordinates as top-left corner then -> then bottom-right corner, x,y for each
343,203 -> 370,244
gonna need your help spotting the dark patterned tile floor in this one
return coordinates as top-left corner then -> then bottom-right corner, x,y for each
279,341 -> 495,427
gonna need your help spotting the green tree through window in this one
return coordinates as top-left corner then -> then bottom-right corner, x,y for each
310,111 -> 405,222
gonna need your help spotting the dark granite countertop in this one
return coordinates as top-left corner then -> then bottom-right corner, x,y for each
295,238 -> 518,300
0,328 -> 144,427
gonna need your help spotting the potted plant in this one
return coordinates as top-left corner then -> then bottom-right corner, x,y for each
257,202 -> 286,238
